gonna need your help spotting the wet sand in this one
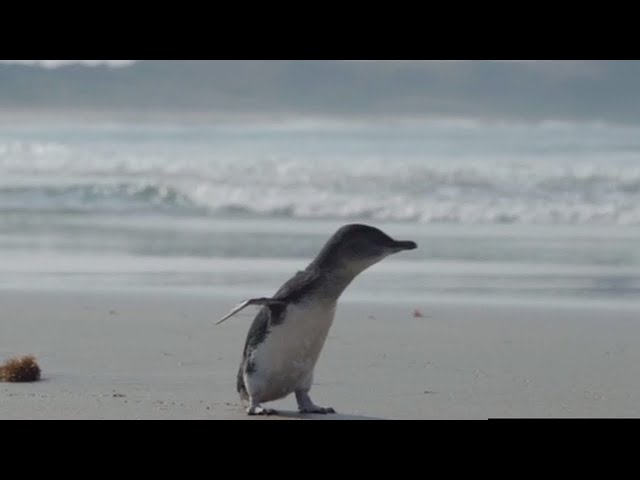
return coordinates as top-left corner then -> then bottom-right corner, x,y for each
2,289 -> 639,419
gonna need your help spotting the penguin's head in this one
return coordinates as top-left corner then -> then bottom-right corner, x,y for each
314,224 -> 417,275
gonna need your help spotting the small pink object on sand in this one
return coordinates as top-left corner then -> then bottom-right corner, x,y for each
413,309 -> 424,318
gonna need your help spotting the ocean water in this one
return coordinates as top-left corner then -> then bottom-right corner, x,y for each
1,116 -> 640,306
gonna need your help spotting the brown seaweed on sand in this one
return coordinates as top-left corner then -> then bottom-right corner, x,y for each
0,355 -> 41,383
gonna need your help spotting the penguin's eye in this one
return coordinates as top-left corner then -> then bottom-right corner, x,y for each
348,239 -> 382,258
346,239 -> 367,255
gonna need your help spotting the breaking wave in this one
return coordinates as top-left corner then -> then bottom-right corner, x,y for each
1,168 -> 640,224
2,120 -> 640,224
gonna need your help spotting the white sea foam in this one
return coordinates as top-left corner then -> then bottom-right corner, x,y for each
0,120 -> 640,224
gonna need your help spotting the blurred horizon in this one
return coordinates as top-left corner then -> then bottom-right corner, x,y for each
2,60 -> 640,125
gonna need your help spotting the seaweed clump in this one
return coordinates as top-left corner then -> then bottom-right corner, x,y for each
0,355 -> 42,383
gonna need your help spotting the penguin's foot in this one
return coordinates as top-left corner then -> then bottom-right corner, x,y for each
299,405 -> 336,415
246,405 -> 277,416
295,390 -> 335,414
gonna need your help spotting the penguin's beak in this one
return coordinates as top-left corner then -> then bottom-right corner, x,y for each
391,240 -> 418,252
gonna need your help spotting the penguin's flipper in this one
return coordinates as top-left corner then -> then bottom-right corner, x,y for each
216,298 -> 286,325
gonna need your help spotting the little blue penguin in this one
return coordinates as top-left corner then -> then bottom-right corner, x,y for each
216,224 -> 417,415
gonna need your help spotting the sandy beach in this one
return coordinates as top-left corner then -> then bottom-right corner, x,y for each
2,288 -> 639,420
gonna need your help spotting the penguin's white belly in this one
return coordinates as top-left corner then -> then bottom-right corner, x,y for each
250,299 -> 336,401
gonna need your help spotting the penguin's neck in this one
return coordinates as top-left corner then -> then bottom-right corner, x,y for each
308,249 -> 386,301
309,264 -> 368,301
323,270 -> 357,299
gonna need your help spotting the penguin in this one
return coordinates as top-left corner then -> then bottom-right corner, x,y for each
217,224 -> 417,415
